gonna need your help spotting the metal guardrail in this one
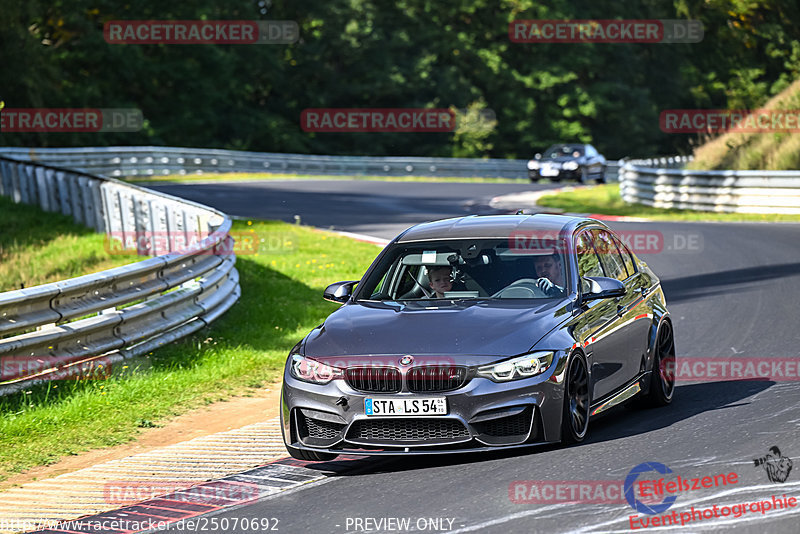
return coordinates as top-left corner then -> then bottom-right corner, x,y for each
621,156 -> 800,214
0,146 -> 625,182
0,156 -> 241,396
0,146 -> 530,179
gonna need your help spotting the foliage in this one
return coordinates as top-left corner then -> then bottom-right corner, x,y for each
0,0 -> 798,161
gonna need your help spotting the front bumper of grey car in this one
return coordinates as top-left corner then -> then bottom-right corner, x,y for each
280,351 -> 570,455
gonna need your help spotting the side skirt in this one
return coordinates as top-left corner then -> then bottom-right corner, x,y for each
589,375 -> 645,416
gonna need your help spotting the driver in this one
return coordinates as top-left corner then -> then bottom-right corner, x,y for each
426,265 -> 453,298
533,254 -> 566,297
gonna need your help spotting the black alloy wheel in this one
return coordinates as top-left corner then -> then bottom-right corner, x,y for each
562,354 -> 590,443
649,321 -> 676,406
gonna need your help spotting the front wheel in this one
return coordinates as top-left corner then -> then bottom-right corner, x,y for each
596,166 -> 607,184
561,353 -> 590,444
639,321 -> 676,407
287,446 -> 339,462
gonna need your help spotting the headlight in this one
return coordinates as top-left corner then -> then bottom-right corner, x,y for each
563,161 -> 579,171
527,160 -> 540,170
289,354 -> 344,384
477,351 -> 554,382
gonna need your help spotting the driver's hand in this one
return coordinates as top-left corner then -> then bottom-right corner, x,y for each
536,277 -> 555,294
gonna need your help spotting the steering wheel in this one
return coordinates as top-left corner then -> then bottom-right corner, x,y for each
491,278 -> 548,298
399,269 -> 432,299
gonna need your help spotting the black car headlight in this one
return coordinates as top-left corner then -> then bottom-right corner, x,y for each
527,160 -> 540,170
477,351 -> 554,382
289,354 -> 344,384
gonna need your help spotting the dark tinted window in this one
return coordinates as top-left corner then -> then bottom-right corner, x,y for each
592,229 -> 628,281
356,238 -> 568,300
544,144 -> 584,158
575,231 -> 604,280
613,235 -> 637,277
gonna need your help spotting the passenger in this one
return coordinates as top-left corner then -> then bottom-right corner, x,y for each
533,254 -> 566,296
426,265 -> 453,298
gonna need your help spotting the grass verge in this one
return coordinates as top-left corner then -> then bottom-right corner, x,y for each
536,184 -> 800,222
124,171 -> 524,185
0,219 -> 380,482
689,79 -> 800,171
0,196 -> 140,291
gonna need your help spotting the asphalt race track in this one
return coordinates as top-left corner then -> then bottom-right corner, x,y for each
150,180 -> 800,533
149,180 -> 545,238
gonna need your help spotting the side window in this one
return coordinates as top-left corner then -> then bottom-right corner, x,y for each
575,231 -> 604,281
370,272 -> 389,297
592,229 -> 628,281
585,145 -> 597,157
612,235 -> 637,277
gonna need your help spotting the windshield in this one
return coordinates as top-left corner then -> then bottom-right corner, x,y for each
543,144 -> 584,158
357,239 -> 568,301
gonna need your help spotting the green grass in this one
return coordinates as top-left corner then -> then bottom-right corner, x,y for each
536,184 -> 800,222
125,171 -> 523,184
0,219 -> 380,481
0,196 -> 140,291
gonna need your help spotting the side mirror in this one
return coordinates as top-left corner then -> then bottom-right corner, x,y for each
323,280 -> 359,303
581,276 -> 625,302
534,153 -> 542,160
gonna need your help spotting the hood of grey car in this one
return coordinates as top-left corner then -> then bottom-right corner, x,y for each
303,299 -> 570,366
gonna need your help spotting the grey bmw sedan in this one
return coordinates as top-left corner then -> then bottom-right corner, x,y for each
281,214 -> 675,460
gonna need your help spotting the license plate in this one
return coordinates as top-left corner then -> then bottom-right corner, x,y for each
365,397 -> 447,416
540,166 -> 559,176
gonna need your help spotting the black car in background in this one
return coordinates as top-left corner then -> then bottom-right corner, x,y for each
528,143 -> 607,183
280,214 -> 675,460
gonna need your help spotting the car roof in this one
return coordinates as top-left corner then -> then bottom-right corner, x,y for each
395,214 -> 597,243
547,143 -> 586,149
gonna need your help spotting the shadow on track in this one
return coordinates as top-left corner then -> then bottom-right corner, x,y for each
302,380 -> 772,476
661,262 -> 800,303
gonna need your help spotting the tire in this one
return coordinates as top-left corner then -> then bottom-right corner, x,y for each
597,166 -> 607,184
561,353 -> 590,444
287,446 -> 339,462
640,320 -> 676,407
